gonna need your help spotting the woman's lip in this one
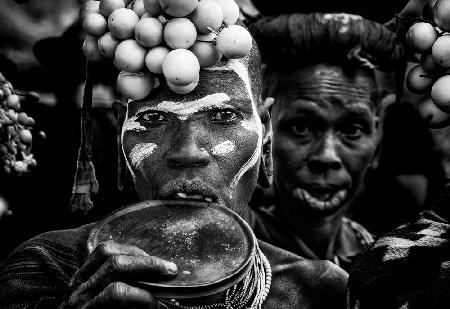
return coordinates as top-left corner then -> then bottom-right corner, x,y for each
293,187 -> 348,210
168,192 -> 215,203
158,180 -> 219,202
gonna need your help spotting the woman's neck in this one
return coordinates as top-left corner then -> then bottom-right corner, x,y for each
275,198 -> 345,260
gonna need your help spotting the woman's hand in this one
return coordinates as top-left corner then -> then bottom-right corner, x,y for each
62,241 -> 177,308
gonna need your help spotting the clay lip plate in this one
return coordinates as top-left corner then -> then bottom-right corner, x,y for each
88,200 -> 255,294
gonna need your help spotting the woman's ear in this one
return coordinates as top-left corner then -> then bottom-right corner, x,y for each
257,97 -> 274,188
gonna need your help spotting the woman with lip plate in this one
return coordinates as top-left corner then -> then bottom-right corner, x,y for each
246,12 -> 404,271
0,4 -> 348,309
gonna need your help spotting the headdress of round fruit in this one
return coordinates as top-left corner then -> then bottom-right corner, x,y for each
82,0 -> 252,99
0,73 -> 39,175
404,0 -> 450,128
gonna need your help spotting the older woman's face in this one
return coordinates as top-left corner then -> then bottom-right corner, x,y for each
271,64 -> 378,216
121,61 -> 263,216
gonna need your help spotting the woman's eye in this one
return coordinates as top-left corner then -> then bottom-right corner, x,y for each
139,111 -> 166,123
341,124 -> 364,139
211,110 -> 239,122
292,124 -> 309,136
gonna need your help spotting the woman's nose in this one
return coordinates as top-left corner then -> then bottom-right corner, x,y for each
166,123 -> 210,168
307,132 -> 342,172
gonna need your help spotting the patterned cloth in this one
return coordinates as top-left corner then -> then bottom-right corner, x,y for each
0,221 -> 348,308
348,193 -> 450,308
246,207 -> 374,272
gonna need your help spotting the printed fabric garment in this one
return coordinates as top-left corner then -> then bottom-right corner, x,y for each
347,193 -> 450,309
246,206 -> 374,272
0,220 -> 348,308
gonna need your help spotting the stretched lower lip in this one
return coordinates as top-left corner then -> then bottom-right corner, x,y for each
158,180 -> 220,204
171,192 -> 214,203
293,188 -> 348,210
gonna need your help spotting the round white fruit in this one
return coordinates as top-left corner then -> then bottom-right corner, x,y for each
83,12 -> 108,37
83,35 -> 104,62
190,41 -> 222,67
213,0 -> 239,25
163,18 -> 197,49
145,46 -> 170,73
108,8 -> 140,39
167,76 -> 199,94
117,71 -> 154,100
135,17 -> 163,47
98,32 -> 121,58
418,95 -> 450,128
431,74 -> 450,112
114,39 -> 147,72
190,0 -> 223,33
158,0 -> 198,17
162,49 -> 200,86
216,25 -> 252,59
432,35 -> 450,67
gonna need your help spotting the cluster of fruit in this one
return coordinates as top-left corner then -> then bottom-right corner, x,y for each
0,73 -> 37,175
405,0 -> 450,127
82,0 -> 251,99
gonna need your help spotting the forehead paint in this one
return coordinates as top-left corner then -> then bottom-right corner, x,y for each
145,93 -> 232,120
205,60 -> 254,105
130,143 -> 158,168
211,140 -> 235,156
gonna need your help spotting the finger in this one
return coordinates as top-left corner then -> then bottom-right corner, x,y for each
85,282 -> 159,309
71,241 -> 149,287
69,255 -> 177,305
89,255 -> 177,287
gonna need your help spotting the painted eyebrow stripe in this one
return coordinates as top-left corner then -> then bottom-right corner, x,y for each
136,93 -> 233,120
205,60 -> 254,105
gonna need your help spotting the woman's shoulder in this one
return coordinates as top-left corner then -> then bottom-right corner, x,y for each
260,240 -> 348,309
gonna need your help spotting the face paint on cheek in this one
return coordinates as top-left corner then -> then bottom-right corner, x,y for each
121,112 -> 147,181
222,61 -> 262,190
241,119 -> 258,132
211,140 -> 235,156
130,143 -> 158,168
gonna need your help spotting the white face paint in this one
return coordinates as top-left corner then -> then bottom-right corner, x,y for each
121,110 -> 139,181
241,119 -> 258,132
130,143 -> 158,168
211,140 -> 235,156
223,60 -> 262,189
138,93 -> 233,121
121,60 -> 263,200
122,115 -> 146,133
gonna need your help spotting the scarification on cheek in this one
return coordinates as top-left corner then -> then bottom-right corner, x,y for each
130,143 -> 158,168
140,93 -> 232,120
211,141 -> 235,156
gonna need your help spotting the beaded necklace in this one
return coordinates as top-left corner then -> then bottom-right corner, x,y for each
158,242 -> 272,309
